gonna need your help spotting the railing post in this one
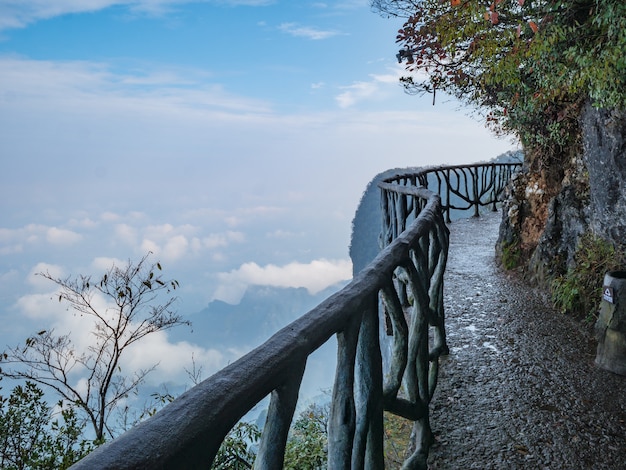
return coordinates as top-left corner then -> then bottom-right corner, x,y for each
328,313 -> 360,469
491,165 -> 498,211
471,167 -> 480,217
353,297 -> 384,469
254,360 -> 307,469
445,169 -> 451,223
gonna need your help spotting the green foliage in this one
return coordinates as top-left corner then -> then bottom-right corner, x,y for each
142,391 -> 176,419
551,232 -> 626,320
500,238 -> 523,270
213,422 -> 260,470
0,253 -> 189,442
283,403 -> 329,470
374,0 -> 626,157
383,412 -> 413,469
209,403 -> 418,469
0,381 -> 95,470
211,403 -> 330,470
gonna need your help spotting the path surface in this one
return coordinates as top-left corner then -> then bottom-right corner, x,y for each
427,211 -> 626,469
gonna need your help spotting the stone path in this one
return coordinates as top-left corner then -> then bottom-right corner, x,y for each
427,211 -> 626,469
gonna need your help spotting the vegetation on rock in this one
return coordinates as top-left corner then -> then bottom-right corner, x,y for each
552,232 -> 626,321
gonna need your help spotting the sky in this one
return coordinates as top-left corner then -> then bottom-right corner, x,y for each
0,1 -> 517,397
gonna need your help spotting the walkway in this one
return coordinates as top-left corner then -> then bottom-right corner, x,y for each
427,211 -> 626,469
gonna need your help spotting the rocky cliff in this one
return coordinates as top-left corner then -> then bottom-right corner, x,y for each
583,104 -> 626,244
497,101 -> 626,290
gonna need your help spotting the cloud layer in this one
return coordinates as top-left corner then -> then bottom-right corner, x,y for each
0,0 -> 516,401
13,263 -> 236,389
215,258 -> 353,303
0,0 -> 277,30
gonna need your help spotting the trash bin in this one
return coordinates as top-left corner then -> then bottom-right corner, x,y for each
595,271 -> 626,375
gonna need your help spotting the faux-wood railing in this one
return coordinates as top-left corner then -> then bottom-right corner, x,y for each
381,162 -> 522,227
70,161 -> 520,470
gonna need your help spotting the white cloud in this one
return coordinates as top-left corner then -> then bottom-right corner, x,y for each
0,57 -> 272,120
278,22 -> 340,40
46,227 -> 83,245
370,71 -> 404,85
26,262 -> 64,291
0,269 -> 19,283
15,291 -> 63,320
0,225 -> 82,253
192,231 -> 245,250
215,258 -> 353,303
0,225 -> 43,254
133,224 -> 245,262
115,224 -> 139,245
212,280 -> 248,305
335,81 -> 379,108
0,0 -> 275,31
0,1 -> 120,30
91,256 -> 126,271
334,66 -> 408,108
68,217 -> 99,229
141,238 -> 161,255
123,332 -> 228,384
101,212 -> 122,222
162,234 -> 189,261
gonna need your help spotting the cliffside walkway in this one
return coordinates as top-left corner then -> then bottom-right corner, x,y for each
428,211 -> 626,469
71,162 -> 625,470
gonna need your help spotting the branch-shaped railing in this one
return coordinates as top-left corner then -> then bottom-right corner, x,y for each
70,161 -> 520,470
381,163 -> 522,227
70,192 -> 448,470
373,162 -> 520,467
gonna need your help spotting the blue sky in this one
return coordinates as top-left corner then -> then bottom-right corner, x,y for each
0,1 -> 516,391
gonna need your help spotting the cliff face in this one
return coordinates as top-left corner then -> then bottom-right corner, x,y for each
582,103 -> 626,244
497,102 -> 626,286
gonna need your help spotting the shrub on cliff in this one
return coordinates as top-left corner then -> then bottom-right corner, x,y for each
373,0 -> 626,157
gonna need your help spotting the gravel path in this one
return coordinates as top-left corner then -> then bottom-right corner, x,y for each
427,211 -> 626,469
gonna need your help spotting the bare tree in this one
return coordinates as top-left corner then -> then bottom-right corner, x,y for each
0,253 -> 190,442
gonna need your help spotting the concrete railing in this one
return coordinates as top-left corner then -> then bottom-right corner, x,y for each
71,162 -> 520,470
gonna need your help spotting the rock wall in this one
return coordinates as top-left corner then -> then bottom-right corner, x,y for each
497,102 -> 626,286
582,103 -> 626,244
497,155 -> 586,282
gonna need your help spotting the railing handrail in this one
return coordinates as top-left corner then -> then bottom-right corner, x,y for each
380,161 -> 522,231
383,162 -> 522,186
71,191 -> 448,470
71,161 -> 520,470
